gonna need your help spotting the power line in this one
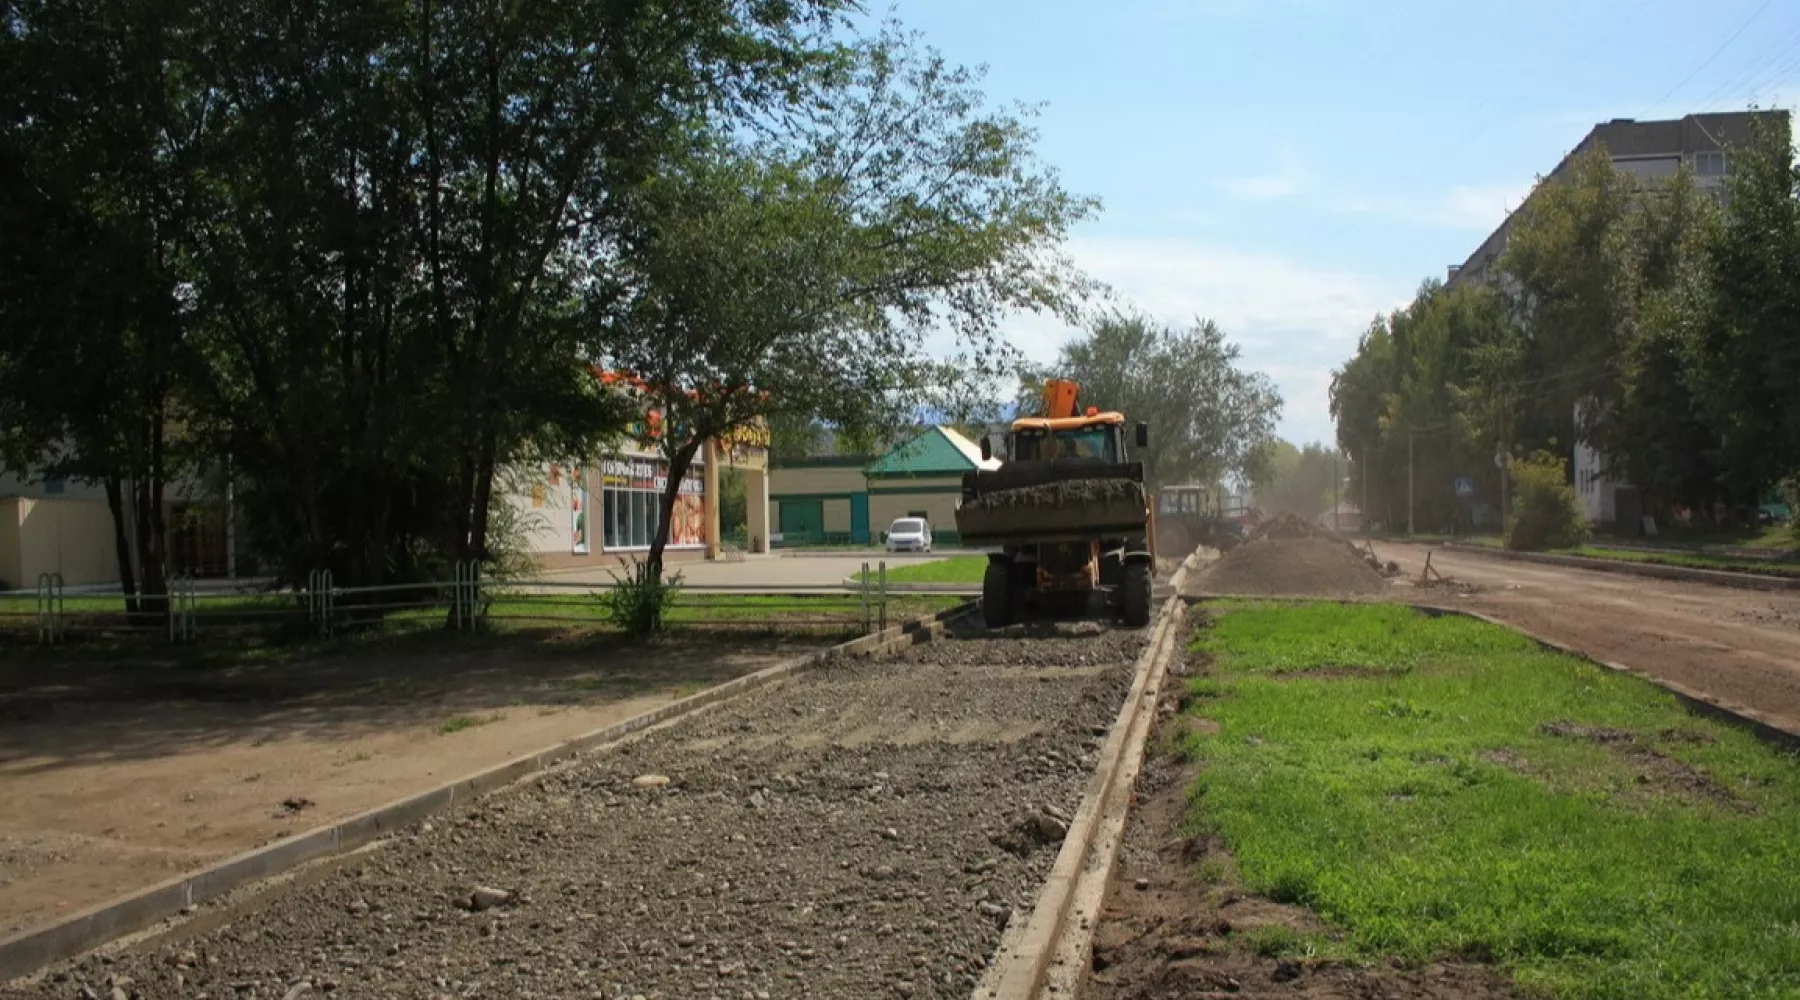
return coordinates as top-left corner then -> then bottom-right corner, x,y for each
1689,20 -> 1800,109
1641,0 -> 1779,118
1421,2 -> 1661,178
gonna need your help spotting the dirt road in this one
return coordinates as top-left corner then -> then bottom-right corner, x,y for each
1378,541 -> 1800,733
2,620 -> 1147,999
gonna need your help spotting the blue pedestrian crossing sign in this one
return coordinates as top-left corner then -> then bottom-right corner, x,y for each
1453,477 -> 1475,498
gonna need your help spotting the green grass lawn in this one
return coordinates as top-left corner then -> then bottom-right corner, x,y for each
856,554 -> 988,584
1440,535 -> 1800,576
1567,545 -> 1800,577
1183,600 -> 1800,1000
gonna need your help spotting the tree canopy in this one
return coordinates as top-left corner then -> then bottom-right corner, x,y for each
1023,310 -> 1281,490
599,27 -> 1098,578
1333,116 -> 1800,533
0,0 -> 1103,594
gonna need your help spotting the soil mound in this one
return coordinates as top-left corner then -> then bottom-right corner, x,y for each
1190,536 -> 1391,597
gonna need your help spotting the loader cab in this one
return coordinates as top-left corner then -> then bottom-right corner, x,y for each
991,412 -> 1145,464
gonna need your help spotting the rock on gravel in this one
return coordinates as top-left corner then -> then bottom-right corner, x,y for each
5,623 -> 1148,1000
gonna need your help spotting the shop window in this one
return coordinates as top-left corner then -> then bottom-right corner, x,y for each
598,456 -> 706,549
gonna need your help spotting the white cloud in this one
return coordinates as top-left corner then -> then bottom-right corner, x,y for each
1216,151 -> 1313,202
1335,181 -> 1531,232
985,234 -> 1400,444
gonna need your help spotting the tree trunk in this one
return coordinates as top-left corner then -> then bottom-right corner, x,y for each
646,436 -> 705,586
103,477 -> 140,617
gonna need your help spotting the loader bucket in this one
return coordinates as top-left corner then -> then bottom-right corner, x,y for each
955,475 -> 1149,546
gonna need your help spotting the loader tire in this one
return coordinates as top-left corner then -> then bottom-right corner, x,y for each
982,562 -> 1014,629
1121,561 -> 1153,628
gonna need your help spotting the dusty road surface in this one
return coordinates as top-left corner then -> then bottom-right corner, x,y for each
1377,541 -> 1800,733
0,634 -> 821,940
2,620 -> 1147,1000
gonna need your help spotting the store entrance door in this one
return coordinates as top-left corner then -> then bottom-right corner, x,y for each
779,500 -> 824,545
850,493 -> 871,545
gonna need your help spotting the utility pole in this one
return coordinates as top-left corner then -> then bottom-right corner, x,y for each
1332,450 -> 1340,533
1361,445 -> 1369,536
1407,431 -> 1415,536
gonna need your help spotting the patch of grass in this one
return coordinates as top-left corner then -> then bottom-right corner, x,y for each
1566,545 -> 1800,578
1189,600 -> 1524,676
855,555 -> 988,585
437,713 -> 500,735
1183,601 -> 1800,1000
1235,924 -> 1340,960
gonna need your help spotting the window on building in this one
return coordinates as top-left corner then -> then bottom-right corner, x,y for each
1695,151 -> 1728,177
41,477 -> 64,495
598,456 -> 705,549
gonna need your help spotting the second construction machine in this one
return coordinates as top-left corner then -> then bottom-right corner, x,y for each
954,379 -> 1156,629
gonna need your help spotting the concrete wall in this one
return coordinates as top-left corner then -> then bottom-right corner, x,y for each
1,497 -> 121,588
770,465 -> 866,498
869,487 -> 961,539
823,498 -> 852,533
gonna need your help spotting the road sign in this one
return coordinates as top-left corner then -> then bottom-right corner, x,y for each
1453,477 -> 1475,498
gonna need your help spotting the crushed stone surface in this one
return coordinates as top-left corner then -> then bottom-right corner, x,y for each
4,622 -> 1148,1000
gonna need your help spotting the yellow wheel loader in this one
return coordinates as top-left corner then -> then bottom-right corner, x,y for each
954,379 -> 1156,629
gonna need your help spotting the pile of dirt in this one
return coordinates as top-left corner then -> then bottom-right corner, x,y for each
1250,511 -> 1328,541
1191,536 -> 1392,597
961,477 -> 1143,513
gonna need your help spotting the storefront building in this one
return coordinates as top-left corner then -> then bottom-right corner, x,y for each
511,415 -> 770,574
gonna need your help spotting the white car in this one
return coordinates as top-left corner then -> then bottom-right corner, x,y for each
885,517 -> 933,553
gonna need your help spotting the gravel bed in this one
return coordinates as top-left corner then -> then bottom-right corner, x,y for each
7,622 -> 1147,1000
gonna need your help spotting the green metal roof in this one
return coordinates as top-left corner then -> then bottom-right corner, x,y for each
864,427 -> 979,477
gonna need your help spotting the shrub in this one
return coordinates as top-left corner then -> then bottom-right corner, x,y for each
603,559 -> 685,635
1505,451 -> 1587,551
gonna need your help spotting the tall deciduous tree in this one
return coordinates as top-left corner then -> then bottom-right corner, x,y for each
1255,440 -> 1345,520
1026,310 -> 1281,490
0,0 -> 213,610
601,28 -> 1098,583
1677,116 -> 1800,500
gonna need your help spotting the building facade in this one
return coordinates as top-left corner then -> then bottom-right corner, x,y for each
509,424 -> 771,574
1447,111 -> 1787,529
769,426 -> 998,547
1448,111 -> 1785,289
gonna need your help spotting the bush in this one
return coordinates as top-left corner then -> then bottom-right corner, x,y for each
603,559 -> 685,635
1505,451 -> 1588,551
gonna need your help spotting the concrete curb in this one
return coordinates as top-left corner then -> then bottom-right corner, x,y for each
1441,542 -> 1800,591
973,551 -> 1198,1000
0,602 -> 975,985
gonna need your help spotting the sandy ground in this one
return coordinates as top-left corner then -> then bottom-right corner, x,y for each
0,634 -> 820,939
1375,541 -> 1800,733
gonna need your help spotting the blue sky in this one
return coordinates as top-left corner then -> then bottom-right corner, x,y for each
883,0 -> 1800,445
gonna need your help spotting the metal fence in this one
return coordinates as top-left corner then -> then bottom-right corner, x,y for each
1,562 -> 905,646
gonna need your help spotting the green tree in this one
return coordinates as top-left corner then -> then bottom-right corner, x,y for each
601,29 -> 1097,585
1026,309 -> 1282,489
1255,440 -> 1344,520
1676,116 -> 1800,502
1331,281 -> 1509,533
0,0 -> 215,612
